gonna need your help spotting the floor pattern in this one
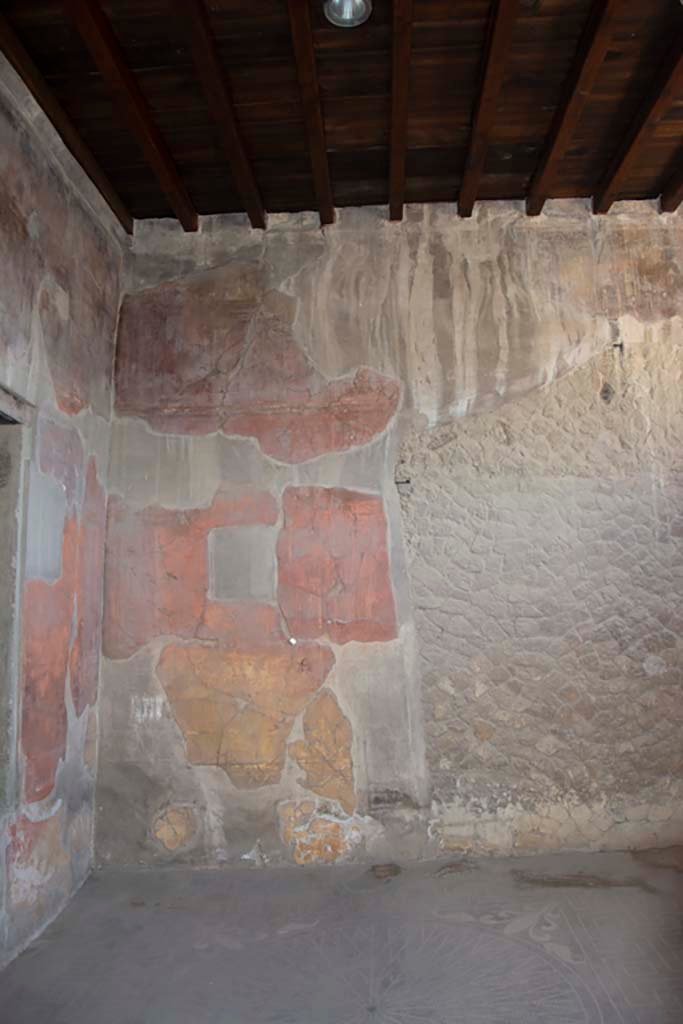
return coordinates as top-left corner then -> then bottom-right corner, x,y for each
1,848 -> 682,1023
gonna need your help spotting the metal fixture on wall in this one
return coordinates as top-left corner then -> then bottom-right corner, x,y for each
323,0 -> 373,27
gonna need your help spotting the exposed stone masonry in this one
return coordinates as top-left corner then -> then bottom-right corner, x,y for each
400,336 -> 683,854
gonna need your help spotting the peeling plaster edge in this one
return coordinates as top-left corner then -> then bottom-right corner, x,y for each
438,315 -> 683,427
107,420 -> 396,473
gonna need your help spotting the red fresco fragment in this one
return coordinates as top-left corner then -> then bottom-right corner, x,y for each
21,517 -> 78,802
223,366 -> 400,464
277,487 -> 398,644
197,601 -> 284,647
22,446 -> 109,802
115,270 -> 254,425
103,488 -> 279,660
115,296 -> 400,463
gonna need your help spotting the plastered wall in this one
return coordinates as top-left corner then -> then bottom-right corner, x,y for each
0,57 -> 124,965
100,201 -> 682,867
100,271 -> 427,867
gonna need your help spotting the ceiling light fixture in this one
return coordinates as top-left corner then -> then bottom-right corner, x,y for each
323,0 -> 373,28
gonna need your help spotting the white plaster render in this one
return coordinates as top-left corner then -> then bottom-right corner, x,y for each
129,201 -> 682,426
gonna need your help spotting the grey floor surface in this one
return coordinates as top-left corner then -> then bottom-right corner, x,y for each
2,847 -> 683,1023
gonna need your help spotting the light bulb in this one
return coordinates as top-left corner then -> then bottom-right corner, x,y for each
323,0 -> 373,28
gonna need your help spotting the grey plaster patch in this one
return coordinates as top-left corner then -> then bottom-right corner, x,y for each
209,525 -> 277,602
24,463 -> 67,582
0,427 -> 22,818
289,431 -> 393,493
108,419 -> 286,509
332,627 -> 429,815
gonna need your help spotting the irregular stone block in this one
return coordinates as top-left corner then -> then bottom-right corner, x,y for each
277,486 -> 397,643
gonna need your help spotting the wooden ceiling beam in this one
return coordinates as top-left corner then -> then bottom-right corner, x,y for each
661,161 -> 683,213
458,0 -> 521,218
0,13 -> 133,234
389,0 -> 414,221
64,0 -> 198,231
526,0 -> 621,217
179,0 -> 265,230
593,44 -> 683,214
287,0 -> 334,226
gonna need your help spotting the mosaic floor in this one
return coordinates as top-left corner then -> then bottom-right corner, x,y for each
2,848 -> 683,1023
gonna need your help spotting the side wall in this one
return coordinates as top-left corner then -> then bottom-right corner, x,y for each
100,202 -> 682,866
0,59 -> 124,964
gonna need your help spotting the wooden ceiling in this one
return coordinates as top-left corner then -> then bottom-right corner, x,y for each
1,0 -> 682,234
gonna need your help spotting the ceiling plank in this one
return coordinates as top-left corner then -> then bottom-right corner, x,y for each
178,0 -> 265,230
64,0 -> 198,231
287,0 -> 334,226
593,44 -> 683,214
389,0 -> 414,221
458,0 -> 521,218
0,13 -> 133,234
661,161 -> 683,213
526,0 -> 621,217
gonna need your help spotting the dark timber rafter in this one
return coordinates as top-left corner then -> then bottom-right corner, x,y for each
287,0 -> 335,226
64,0 -> 198,231
526,0 -> 621,217
0,13 -> 133,234
593,43 -> 683,214
660,159 -> 683,213
389,0 -> 414,221
179,0 -> 265,230
458,0 -> 521,218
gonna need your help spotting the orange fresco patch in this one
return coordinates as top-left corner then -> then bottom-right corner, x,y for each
21,516 -> 78,802
277,486 -> 397,644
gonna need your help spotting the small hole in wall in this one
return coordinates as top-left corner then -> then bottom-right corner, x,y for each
600,382 -> 615,404
395,463 -> 412,496
0,411 -> 18,425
